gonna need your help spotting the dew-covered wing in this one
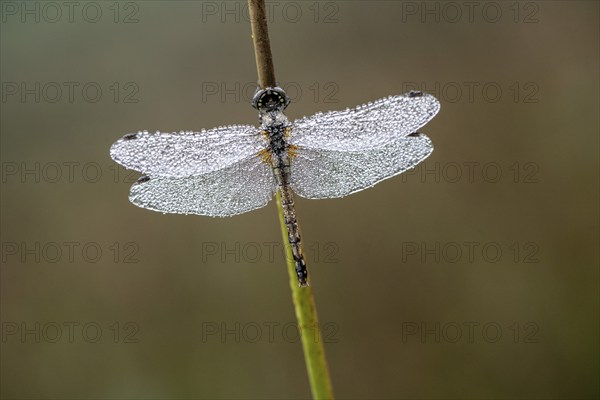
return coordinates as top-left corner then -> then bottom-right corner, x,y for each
110,125 -> 265,177
290,133 -> 433,199
129,156 -> 276,217
289,92 -> 440,151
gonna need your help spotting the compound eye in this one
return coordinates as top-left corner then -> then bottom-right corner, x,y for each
273,87 -> 290,107
252,87 -> 290,110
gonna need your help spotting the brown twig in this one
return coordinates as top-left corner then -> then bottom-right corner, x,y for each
248,0 -> 276,88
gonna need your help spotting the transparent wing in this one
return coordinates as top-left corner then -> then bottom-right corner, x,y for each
110,125 -> 265,177
289,92 -> 440,151
128,156 -> 276,217
290,133 -> 433,199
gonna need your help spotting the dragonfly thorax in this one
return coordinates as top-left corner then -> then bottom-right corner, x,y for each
265,114 -> 290,153
260,110 -> 289,129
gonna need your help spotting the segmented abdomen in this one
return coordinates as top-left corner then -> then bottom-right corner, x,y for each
272,151 -> 308,286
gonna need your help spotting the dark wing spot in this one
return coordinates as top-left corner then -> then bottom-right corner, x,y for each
123,133 -> 139,140
408,90 -> 423,98
408,132 -> 421,137
136,175 -> 151,184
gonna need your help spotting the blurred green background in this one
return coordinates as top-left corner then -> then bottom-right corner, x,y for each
1,1 -> 598,399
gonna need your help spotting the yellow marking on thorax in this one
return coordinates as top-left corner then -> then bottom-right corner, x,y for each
288,144 -> 299,159
259,148 -> 273,166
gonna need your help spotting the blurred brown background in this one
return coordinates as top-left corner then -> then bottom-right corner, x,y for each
1,1 -> 598,399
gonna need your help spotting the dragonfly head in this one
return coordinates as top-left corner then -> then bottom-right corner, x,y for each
252,86 -> 290,112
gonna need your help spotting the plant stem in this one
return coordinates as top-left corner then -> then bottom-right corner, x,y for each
247,1 -> 334,398
276,193 -> 335,399
248,0 -> 276,87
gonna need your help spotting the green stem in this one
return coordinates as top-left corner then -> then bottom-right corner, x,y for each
276,192 -> 335,400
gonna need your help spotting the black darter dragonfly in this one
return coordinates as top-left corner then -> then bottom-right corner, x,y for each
110,88 -> 440,286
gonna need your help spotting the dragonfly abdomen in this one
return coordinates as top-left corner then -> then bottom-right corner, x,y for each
269,128 -> 309,287
279,183 -> 308,286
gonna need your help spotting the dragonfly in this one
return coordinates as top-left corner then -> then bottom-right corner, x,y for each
110,87 -> 440,287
